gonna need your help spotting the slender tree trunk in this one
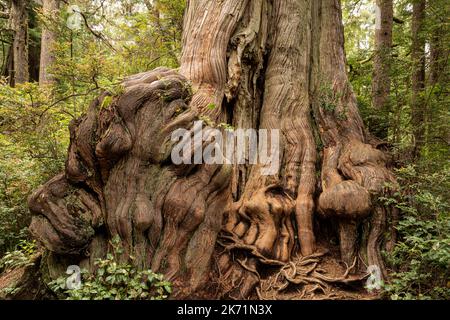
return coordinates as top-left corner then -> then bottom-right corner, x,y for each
1,45 -> 13,85
372,0 -> 393,140
411,0 -> 426,157
39,0 -> 59,86
25,0 -> 396,299
9,0 -> 29,85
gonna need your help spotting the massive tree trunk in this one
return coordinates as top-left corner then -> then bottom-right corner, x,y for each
411,0 -> 426,157
39,0 -> 59,85
372,0 -> 393,140
9,0 -> 29,85
27,0 -> 396,299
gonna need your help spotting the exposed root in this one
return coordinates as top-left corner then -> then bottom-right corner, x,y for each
257,253 -> 368,300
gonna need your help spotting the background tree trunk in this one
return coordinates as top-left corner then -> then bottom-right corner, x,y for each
372,0 -> 393,140
411,0 -> 426,157
1,45 -> 13,85
9,0 -> 29,85
39,0 -> 59,86
27,0 -> 396,299
429,28 -> 443,87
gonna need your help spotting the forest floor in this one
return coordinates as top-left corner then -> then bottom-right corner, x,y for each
0,245 -> 380,300
255,244 -> 381,300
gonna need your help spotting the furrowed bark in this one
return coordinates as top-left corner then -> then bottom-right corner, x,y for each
25,0 -> 396,299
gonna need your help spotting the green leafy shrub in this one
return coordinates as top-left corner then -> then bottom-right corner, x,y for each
0,82 -> 68,255
380,165 -> 450,300
49,237 -> 172,300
